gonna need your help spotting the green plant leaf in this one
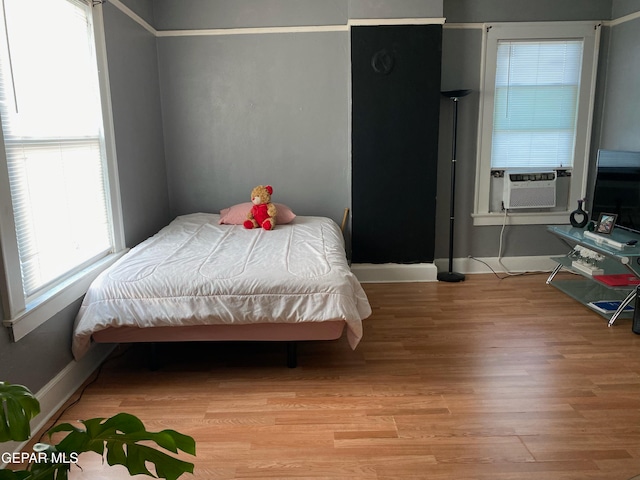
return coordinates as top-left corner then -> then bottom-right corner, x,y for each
1,381 -> 195,480
45,413 -> 195,480
48,421 -> 98,455
0,471 -> 31,480
0,382 -> 40,442
21,462 -> 70,480
138,445 -> 195,480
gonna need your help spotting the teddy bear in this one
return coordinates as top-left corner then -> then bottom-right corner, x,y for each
243,185 -> 277,230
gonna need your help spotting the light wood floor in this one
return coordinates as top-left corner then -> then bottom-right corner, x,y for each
32,274 -> 640,479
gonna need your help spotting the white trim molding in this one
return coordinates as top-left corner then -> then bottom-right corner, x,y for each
157,18 -> 447,38
604,10 -> 640,27
351,263 -> 438,283
351,256 -> 557,282
471,211 -> 573,227
108,0 -> 155,34
108,0 -> 639,37
3,251 -> 126,342
157,24 -> 348,37
445,13 -> 639,31
1,344 -> 115,465
436,255 -> 558,276
349,17 -> 445,26
473,21 -> 600,227
107,1 -> 446,38
443,22 -> 484,30
0,1 -> 128,342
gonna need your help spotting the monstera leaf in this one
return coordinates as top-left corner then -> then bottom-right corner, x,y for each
0,382 -> 195,480
0,471 -> 30,480
0,382 -> 40,442
45,413 -> 195,480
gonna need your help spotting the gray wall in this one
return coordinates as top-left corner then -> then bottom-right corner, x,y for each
348,0 -> 443,19
154,0 -> 627,260
436,25 -> 577,259
152,0 -> 443,30
611,0 -> 640,17
4,0 -> 640,401
157,32 -> 350,224
119,0 -> 155,26
0,301 -> 85,387
155,0 -> 442,226
435,0 -> 624,261
0,4 -> 168,392
598,14 -> 640,151
1,0 -> 444,392
153,0 -> 347,29
444,0 -> 611,22
103,2 -> 171,247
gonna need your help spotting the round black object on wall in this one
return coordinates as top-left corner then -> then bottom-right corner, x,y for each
371,49 -> 395,75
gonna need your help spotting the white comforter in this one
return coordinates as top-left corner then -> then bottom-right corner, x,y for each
72,213 -> 371,359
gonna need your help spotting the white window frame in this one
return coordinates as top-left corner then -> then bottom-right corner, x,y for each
472,21 -> 601,226
0,3 -> 126,342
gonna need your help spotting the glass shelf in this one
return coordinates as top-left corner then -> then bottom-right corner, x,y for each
548,225 -> 640,266
547,225 -> 640,324
550,256 -> 634,288
550,276 -> 635,321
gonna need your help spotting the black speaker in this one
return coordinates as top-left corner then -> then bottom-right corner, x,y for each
633,286 -> 640,335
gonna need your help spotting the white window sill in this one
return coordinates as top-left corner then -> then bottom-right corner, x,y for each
3,250 -> 127,342
472,211 -> 573,226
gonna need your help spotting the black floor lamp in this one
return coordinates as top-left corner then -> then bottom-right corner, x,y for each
438,89 -> 472,283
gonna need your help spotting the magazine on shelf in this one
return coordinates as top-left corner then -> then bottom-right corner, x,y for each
587,300 -> 635,314
593,274 -> 640,287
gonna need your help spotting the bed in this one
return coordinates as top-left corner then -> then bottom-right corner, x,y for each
72,212 -> 371,367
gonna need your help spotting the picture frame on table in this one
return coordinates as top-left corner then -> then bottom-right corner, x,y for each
596,213 -> 617,234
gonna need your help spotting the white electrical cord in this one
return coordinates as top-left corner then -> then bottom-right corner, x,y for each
468,200 -> 557,279
498,207 -> 517,275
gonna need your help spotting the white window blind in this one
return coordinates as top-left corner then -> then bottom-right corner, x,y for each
491,40 -> 584,170
0,0 -> 112,298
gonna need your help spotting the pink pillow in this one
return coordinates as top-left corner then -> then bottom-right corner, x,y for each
219,202 -> 296,225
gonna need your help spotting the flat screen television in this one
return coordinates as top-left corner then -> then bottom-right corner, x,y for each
589,149 -> 640,235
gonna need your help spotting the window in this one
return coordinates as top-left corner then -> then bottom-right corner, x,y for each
0,0 -> 124,340
474,22 -> 601,226
492,40 -> 583,170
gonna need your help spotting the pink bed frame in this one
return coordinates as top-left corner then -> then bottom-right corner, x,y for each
92,321 -> 346,368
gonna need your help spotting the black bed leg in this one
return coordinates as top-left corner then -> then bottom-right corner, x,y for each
149,343 -> 159,371
287,342 -> 297,368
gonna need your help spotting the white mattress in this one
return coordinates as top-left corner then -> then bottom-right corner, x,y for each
72,213 -> 371,359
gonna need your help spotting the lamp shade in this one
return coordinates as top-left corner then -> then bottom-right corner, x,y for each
441,89 -> 472,99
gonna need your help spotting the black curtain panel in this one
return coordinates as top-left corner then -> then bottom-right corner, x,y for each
351,24 -> 442,264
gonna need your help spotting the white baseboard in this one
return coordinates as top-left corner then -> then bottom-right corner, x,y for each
436,255 -> 557,275
351,263 -> 438,283
2,343 -> 115,461
351,256 -> 556,283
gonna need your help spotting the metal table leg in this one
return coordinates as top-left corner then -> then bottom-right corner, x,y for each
546,262 -> 564,285
608,288 -> 637,327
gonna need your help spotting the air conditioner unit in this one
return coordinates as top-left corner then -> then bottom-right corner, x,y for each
503,170 -> 557,209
